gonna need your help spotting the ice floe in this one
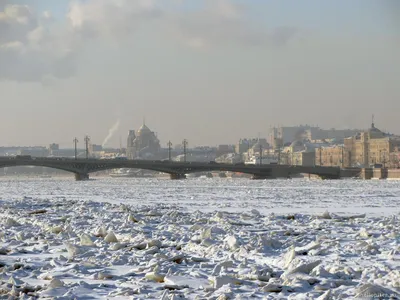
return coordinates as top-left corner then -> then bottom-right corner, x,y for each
0,178 -> 399,298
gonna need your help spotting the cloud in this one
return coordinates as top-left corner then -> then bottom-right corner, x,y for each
67,0 -> 162,39
172,0 -> 297,49
0,5 -> 36,45
0,3 -> 77,81
0,1 -> 163,82
0,0 -> 298,82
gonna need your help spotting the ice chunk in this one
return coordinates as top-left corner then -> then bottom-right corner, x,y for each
145,266 -> 165,283
48,278 -> 64,289
104,231 -> 118,243
8,276 -> 24,286
127,214 -> 140,223
359,228 -> 372,238
262,283 -> 283,293
111,243 -> 126,251
211,275 -> 241,289
164,275 -> 209,289
94,226 -> 107,238
282,247 -> 296,269
332,213 -> 366,220
80,234 -> 95,246
318,211 -> 331,219
63,242 -> 81,258
259,236 -> 282,250
295,241 -> 320,255
283,260 -> 322,278
5,218 -> 20,227
224,235 -> 240,250
355,283 -> 399,299
51,226 -> 63,234
316,290 -> 332,300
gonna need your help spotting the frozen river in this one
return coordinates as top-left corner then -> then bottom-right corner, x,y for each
1,177 -> 400,216
0,177 -> 399,299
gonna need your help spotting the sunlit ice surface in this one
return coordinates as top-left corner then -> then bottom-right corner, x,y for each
0,177 -> 399,299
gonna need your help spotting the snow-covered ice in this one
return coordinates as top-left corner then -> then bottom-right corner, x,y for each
0,177 -> 399,299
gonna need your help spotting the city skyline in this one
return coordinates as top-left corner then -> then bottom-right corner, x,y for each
1,0 -> 399,147
0,120 -> 394,149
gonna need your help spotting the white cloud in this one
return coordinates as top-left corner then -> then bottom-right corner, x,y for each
0,4 -> 33,24
173,0 -> 297,49
0,3 -> 76,81
67,0 -> 162,38
0,0 -> 297,82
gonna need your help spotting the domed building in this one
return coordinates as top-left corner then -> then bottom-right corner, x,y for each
126,123 -> 161,159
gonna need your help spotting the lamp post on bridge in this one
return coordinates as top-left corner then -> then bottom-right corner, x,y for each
319,146 -> 322,166
73,138 -> 78,160
381,149 -> 387,169
274,138 -> 281,165
84,135 -> 90,159
168,141 -> 172,161
182,139 -> 188,162
341,145 -> 344,168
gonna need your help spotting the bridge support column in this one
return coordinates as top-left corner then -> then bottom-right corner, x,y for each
251,174 -> 275,180
170,173 -> 186,180
75,173 -> 89,181
319,174 -> 341,180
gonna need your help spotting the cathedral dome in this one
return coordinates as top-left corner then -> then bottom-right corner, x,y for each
137,124 -> 152,136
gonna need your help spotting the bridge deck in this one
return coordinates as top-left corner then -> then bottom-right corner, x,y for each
0,157 -> 344,180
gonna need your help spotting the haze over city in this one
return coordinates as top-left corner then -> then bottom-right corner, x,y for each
1,0 -> 399,147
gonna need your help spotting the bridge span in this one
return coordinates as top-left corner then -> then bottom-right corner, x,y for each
0,156 -> 351,180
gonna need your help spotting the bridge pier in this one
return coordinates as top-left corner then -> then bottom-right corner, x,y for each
251,174 -> 275,180
319,174 -> 341,180
75,173 -> 89,181
170,173 -> 186,180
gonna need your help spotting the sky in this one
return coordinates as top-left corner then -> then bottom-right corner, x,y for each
0,0 -> 399,148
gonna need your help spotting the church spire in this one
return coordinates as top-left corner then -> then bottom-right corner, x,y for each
371,114 -> 375,128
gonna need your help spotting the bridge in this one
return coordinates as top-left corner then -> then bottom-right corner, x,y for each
0,156 -> 355,180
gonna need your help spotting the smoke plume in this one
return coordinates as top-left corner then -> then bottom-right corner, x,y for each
102,120 -> 120,148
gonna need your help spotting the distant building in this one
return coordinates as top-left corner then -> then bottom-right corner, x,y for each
269,125 -> 316,148
50,149 -> 84,158
216,153 -> 242,164
17,147 -> 49,157
89,144 -> 103,153
291,151 -> 315,166
269,126 -> 360,148
305,128 -> 360,143
280,140 -> 319,166
217,144 -> 234,156
126,130 -> 136,158
344,122 -> 400,167
244,154 -> 279,165
236,138 -> 268,155
126,123 -> 161,159
48,143 -> 59,151
315,145 -> 347,167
